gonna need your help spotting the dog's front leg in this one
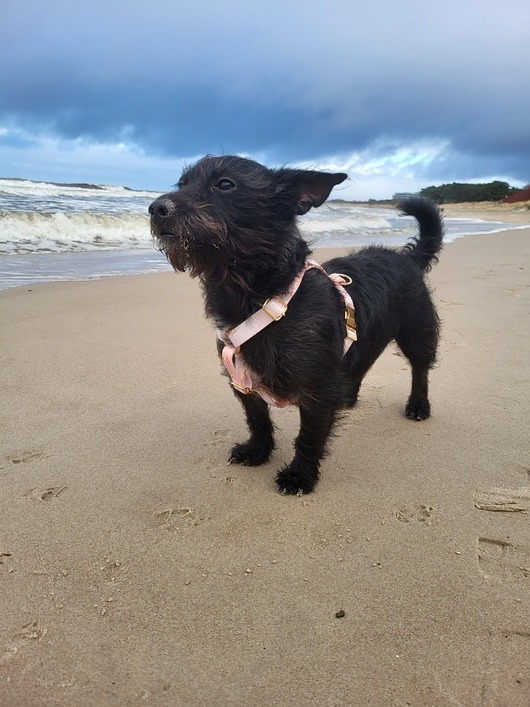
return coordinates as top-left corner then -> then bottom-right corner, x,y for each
229,392 -> 275,466
276,401 -> 336,494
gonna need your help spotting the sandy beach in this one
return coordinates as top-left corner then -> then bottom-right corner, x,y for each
441,200 -> 530,224
1,208 -> 529,705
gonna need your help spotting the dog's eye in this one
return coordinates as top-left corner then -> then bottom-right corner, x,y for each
177,180 -> 186,189
215,178 -> 235,191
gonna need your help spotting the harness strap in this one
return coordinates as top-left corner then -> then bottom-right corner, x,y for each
217,260 -> 357,407
225,261 -> 316,349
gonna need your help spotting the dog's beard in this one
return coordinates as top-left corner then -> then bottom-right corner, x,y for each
151,204 -> 302,290
151,209 -> 228,279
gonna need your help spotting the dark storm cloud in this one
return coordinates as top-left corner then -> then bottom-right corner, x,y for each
1,0 -> 529,188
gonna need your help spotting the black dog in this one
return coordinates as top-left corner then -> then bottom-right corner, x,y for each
149,156 -> 443,494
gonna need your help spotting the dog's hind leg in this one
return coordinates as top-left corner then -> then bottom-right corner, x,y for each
404,365 -> 431,420
396,317 -> 439,421
276,401 -> 337,494
229,392 -> 275,466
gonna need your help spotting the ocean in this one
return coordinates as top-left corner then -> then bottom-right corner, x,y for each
0,178 -> 525,290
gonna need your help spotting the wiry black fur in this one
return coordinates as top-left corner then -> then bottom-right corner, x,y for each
149,155 -> 443,494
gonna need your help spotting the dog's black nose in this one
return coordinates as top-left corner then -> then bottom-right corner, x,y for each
149,197 -> 175,220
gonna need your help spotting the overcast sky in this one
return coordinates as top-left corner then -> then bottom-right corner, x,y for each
1,0 -> 529,199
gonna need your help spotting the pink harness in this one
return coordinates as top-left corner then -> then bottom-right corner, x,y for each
217,260 -> 357,408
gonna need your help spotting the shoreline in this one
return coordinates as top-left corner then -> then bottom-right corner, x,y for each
1,221 -> 529,704
1,202 -> 528,291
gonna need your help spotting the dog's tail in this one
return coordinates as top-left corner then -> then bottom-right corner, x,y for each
399,197 -> 444,272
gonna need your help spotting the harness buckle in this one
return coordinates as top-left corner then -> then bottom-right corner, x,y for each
335,273 -> 353,286
262,296 -> 288,321
345,305 -> 357,341
231,381 -> 252,395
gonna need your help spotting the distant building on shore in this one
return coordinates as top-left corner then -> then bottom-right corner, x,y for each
501,185 -> 530,203
392,192 -> 419,201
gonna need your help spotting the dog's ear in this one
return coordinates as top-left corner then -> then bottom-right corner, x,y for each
276,170 -> 348,215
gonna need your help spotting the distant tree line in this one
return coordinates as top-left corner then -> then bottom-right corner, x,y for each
419,181 -> 517,203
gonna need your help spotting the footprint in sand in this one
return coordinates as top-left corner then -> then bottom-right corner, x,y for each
474,487 -> 530,514
153,505 -> 201,531
26,485 -> 67,502
395,504 -> 435,524
209,428 -> 231,447
215,474 -> 253,492
478,538 -> 530,583
7,450 -> 45,465
1,619 -> 47,666
441,330 -> 469,351
0,552 -> 13,567
13,619 -> 46,641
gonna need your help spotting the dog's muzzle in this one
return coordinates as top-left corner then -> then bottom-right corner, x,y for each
149,196 -> 175,220
149,196 -> 177,236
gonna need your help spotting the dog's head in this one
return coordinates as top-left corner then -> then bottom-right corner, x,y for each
149,155 -> 347,279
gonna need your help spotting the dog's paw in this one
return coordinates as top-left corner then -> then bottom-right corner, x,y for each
405,396 -> 431,421
275,461 -> 319,495
229,441 -> 272,467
